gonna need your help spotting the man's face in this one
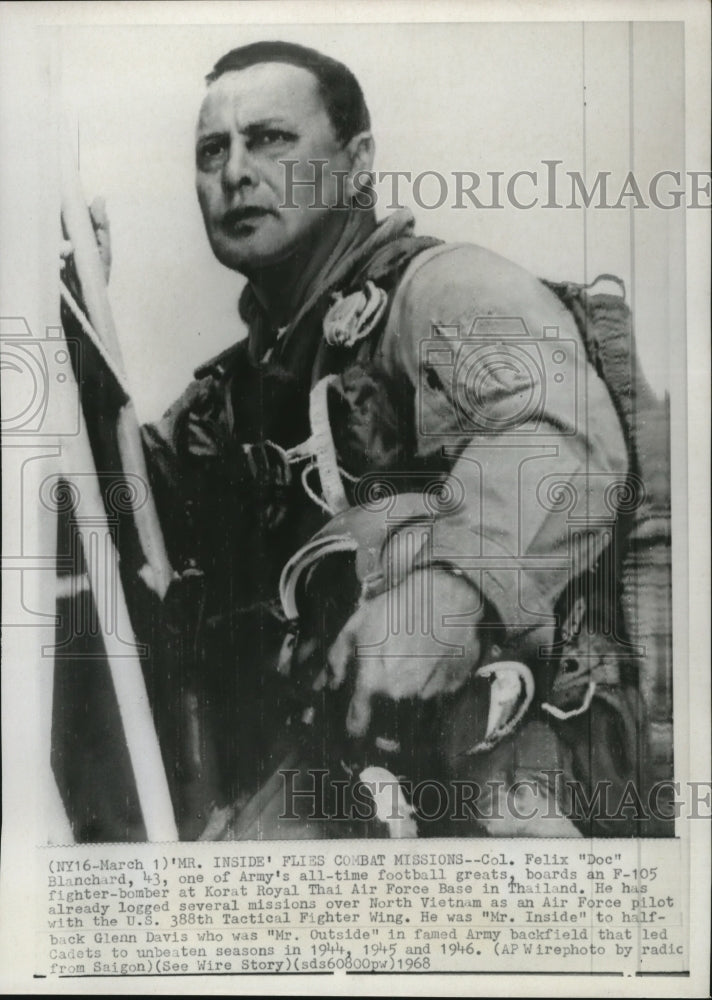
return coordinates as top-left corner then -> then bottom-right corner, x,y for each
196,62 -> 356,272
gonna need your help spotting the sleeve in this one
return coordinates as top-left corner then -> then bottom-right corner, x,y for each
140,377 -> 219,570
377,243 -> 629,641
140,366 -> 299,574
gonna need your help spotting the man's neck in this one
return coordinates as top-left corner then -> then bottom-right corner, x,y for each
244,209 -> 375,328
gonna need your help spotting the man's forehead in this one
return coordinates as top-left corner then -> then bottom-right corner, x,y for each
197,62 -> 328,130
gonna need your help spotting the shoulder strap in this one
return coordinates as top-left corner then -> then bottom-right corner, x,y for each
295,239 -> 445,514
544,273 -> 673,808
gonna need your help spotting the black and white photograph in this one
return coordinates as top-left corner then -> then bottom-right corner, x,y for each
0,1 -> 709,993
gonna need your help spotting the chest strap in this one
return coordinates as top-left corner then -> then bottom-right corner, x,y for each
283,374 -> 351,516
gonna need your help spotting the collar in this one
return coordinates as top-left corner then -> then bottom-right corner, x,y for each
241,209 -> 417,363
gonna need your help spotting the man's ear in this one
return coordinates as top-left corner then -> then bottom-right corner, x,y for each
344,131 -> 375,198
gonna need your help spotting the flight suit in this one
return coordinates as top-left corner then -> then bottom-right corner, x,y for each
141,208 -> 634,837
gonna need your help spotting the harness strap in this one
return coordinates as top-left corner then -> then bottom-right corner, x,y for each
284,374 -> 351,517
308,375 -> 350,514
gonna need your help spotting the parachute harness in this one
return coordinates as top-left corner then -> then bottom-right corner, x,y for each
276,374 -> 355,517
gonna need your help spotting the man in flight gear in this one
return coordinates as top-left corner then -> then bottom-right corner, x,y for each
123,42 -> 662,838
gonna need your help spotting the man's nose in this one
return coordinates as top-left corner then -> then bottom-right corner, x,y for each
222,139 -> 258,192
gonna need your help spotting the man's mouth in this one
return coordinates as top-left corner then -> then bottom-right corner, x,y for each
222,206 -> 274,234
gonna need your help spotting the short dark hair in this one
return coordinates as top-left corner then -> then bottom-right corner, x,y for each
206,41 -> 371,145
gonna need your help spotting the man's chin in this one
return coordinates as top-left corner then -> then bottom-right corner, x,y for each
213,235 -> 298,274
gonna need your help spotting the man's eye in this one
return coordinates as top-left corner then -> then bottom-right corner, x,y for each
197,139 -> 228,167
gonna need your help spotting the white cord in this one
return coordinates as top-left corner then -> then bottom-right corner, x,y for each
301,461 -> 336,515
542,681 -> 597,720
